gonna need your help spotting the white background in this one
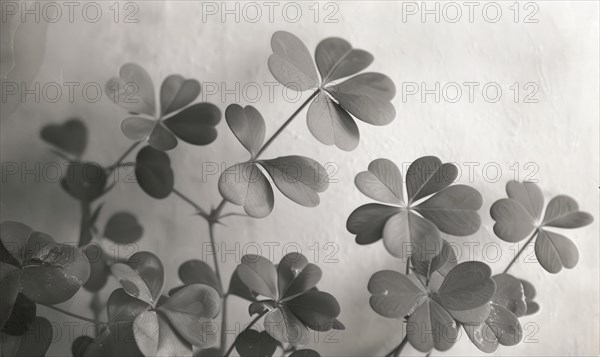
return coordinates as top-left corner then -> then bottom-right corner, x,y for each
0,1 -> 598,356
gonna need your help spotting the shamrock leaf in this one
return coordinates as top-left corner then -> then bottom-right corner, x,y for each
236,254 -> 340,346
220,106 -> 329,218
369,261 -> 496,352
464,274 -> 527,353
85,252 -> 220,357
228,269 -> 259,302
135,146 -> 174,199
268,31 -> 395,151
40,118 -> 87,157
104,212 -> 144,244
1,317 -> 53,357
169,259 -> 223,296
61,162 -> 108,202
0,221 -> 90,318
108,63 -> 221,151
491,181 -> 593,273
519,279 -> 540,315
1,293 -> 35,336
234,329 -> 278,357
83,244 -> 113,292
290,350 -> 320,357
348,157 -> 482,260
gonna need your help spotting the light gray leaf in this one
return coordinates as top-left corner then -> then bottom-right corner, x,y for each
542,195 -> 593,228
225,104 -> 266,158
106,63 -> 156,116
436,261 -> 495,311
415,185 -> 482,236
315,37 -> 373,83
490,199 -> 536,243
535,229 -> 579,273
160,75 -> 200,115
383,210 -> 442,260
506,181 -> 544,221
326,73 -> 395,125
121,117 -> 156,141
218,162 -> 274,218
306,92 -> 359,151
491,274 -> 527,317
406,156 -> 458,204
355,158 -> 404,205
264,305 -> 311,346
368,270 -> 426,318
268,31 -> 318,91
133,311 -> 192,357
407,299 -> 458,352
236,255 -> 278,300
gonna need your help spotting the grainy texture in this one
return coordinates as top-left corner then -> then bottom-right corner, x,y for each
0,2 -> 598,356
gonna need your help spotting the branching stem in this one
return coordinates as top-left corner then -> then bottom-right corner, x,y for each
42,304 -> 107,326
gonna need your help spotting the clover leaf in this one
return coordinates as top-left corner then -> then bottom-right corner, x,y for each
219,105 -> 329,218
0,221 -> 90,327
104,212 -> 144,244
81,252 -> 221,357
40,118 -> 87,158
135,146 -> 174,199
369,261 -> 496,352
107,63 -> 221,151
169,259 -> 223,296
234,328 -> 278,357
61,162 -> 108,203
490,181 -> 593,273
464,274 -> 527,353
235,253 -> 342,347
268,31 -> 395,151
519,279 -> 540,315
347,157 -> 482,260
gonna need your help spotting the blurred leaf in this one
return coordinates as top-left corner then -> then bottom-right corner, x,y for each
104,212 -> 143,244
542,195 -> 594,228
368,270 -> 425,318
0,263 -> 20,330
178,260 -> 222,295
436,261 -> 496,311
414,185 -> 482,236
106,63 -> 156,116
225,104 -> 266,159
0,317 -> 53,357
84,321 -> 143,357
315,37 -> 373,83
218,162 -> 274,218
278,253 -> 321,301
72,336 -> 94,357
133,310 -> 193,356
346,204 -> 400,245
83,244 -> 110,292
135,146 -> 174,199
268,31 -> 318,91
80,203 -> 103,247
235,329 -> 278,357
163,103 -> 221,146
40,119 -> 87,157
2,293 -> 35,336
261,156 -> 329,207
326,73 -> 395,125
306,92 -> 359,151
61,162 -> 108,202
535,229 -> 579,273
290,350 -> 320,357
157,284 -> 220,348
148,121 -> 178,151
121,116 -> 156,141
107,288 -> 150,324
236,255 -> 278,300
506,181 -> 544,220
160,75 -> 201,116
355,159 -> 403,205
405,156 -> 458,204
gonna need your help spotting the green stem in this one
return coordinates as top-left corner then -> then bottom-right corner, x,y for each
503,230 -> 538,274
254,89 -> 320,159
223,311 -> 268,357
42,304 -> 107,326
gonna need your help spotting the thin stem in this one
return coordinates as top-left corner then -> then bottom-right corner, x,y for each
223,311 -> 268,357
385,335 -> 408,357
42,304 -> 107,326
503,230 -> 538,274
254,89 -> 320,159
105,141 -> 141,176
173,188 -> 208,217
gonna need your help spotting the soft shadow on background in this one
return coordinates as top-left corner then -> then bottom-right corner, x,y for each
0,1 -> 598,356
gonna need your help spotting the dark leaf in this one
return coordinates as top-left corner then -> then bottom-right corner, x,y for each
346,204 -> 400,244
264,305 -> 310,346
160,75 -> 201,116
135,146 -> 174,199
111,263 -> 153,305
106,63 -> 156,116
72,335 -> 94,357
218,162 -> 274,218
407,299 -> 457,352
306,92 -> 359,151
261,156 -> 329,207
315,37 -> 373,83
2,293 -> 35,336
40,118 -> 87,157
235,329 -> 278,357
278,253 -> 321,301
163,103 -> 221,146
126,252 -> 165,302
0,263 -> 20,330
178,260 -> 222,295
107,288 -> 150,324
268,31 -> 318,91
326,73 -> 395,125
84,322 -> 142,357
104,212 -> 144,244
61,162 -> 108,202
83,244 -> 110,292
286,290 -> 340,331
368,270 -> 425,318
1,317 -> 53,357
80,203 -> 103,247
147,121 -> 178,151
405,156 -> 457,204
228,269 -> 258,301
436,261 -> 495,311
225,104 -> 266,159
290,350 -> 320,357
